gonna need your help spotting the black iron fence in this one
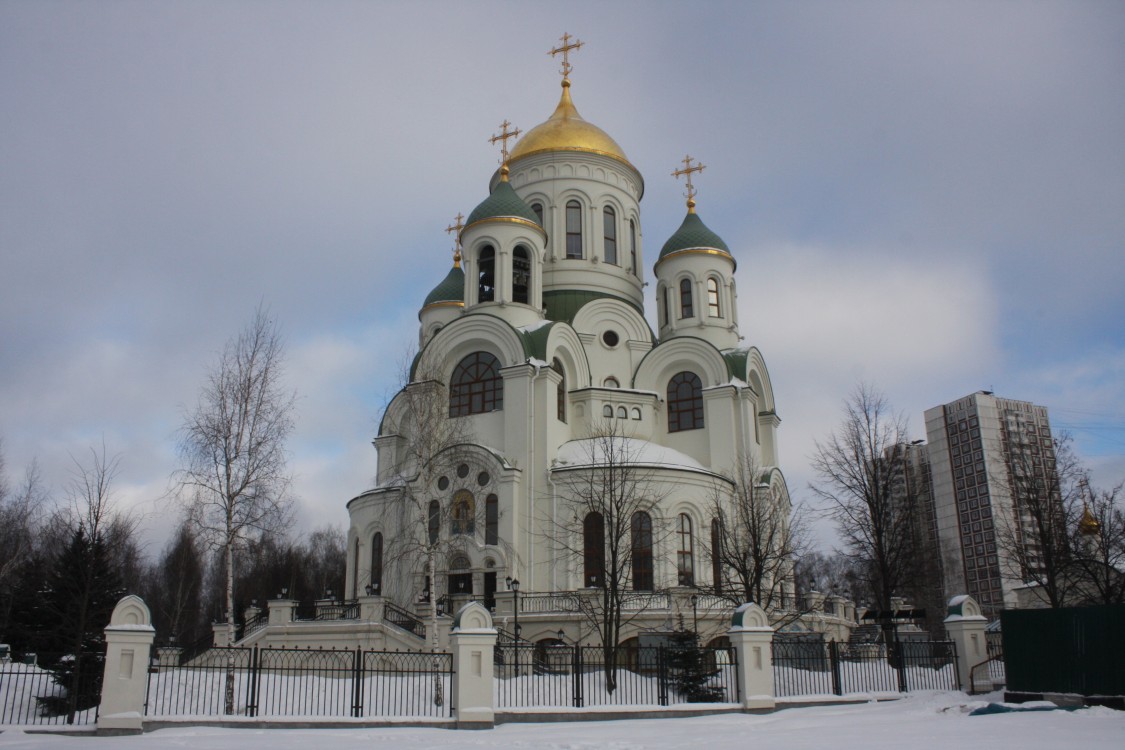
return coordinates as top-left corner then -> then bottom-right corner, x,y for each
495,642 -> 739,709
772,638 -> 958,697
145,645 -> 453,718
0,651 -> 101,725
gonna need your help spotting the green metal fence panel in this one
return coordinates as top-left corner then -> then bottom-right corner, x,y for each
1001,604 -> 1125,696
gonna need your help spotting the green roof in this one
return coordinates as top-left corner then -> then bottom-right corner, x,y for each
658,211 -> 731,260
543,289 -> 644,324
466,180 -> 542,227
422,265 -> 464,307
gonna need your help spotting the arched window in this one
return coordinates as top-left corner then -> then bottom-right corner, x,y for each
478,245 -> 495,302
629,219 -> 637,275
603,206 -> 617,265
553,358 -> 567,422
604,376 -> 619,388
352,536 -> 360,599
668,371 -> 704,432
617,406 -> 627,419
513,245 -> 531,304
485,494 -> 499,545
451,489 -> 475,535
707,277 -> 721,317
450,352 -> 504,417
584,512 -> 605,587
566,200 -> 583,259
530,201 -> 544,228
370,532 -> 383,594
631,511 -> 654,591
427,500 -> 440,545
711,517 -> 723,594
679,278 -> 694,318
660,286 -> 669,328
602,404 -> 613,418
677,514 -> 694,586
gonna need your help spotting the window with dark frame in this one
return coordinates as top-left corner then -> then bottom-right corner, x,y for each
513,245 -> 531,304
449,351 -> 504,417
451,489 -> 475,535
478,245 -> 495,302
629,219 -> 637,275
603,206 -> 617,264
485,494 -> 498,545
680,278 -> 693,318
566,200 -> 583,259
553,358 -> 566,422
370,532 -> 383,593
711,517 -> 723,594
667,371 -> 704,432
707,277 -> 721,317
631,511 -> 654,591
677,513 -> 694,586
584,511 -> 605,587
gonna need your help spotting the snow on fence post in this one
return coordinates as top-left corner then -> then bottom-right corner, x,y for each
97,595 -> 155,735
944,595 -> 987,693
727,603 -> 775,710
450,600 -> 497,729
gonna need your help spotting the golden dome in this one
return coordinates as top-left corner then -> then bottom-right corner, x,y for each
509,81 -> 632,167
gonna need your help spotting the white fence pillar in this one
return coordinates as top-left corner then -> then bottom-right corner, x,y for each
97,595 -> 155,734
267,598 -> 297,625
944,594 -> 989,693
450,601 -> 497,729
728,603 -> 775,710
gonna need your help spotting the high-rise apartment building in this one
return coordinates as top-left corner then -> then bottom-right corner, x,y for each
924,392 -> 1058,615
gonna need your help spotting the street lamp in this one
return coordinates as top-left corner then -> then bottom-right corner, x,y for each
506,577 -> 521,642
689,593 -> 699,635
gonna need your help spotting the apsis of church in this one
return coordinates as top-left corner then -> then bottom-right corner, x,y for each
344,35 -> 794,642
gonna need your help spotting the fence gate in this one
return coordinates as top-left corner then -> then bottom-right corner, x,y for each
772,638 -> 959,697
146,646 -> 453,719
0,651 -> 102,726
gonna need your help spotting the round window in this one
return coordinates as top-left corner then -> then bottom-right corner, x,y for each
477,471 -> 490,486
602,330 -> 620,348
457,463 -> 470,478
437,476 -> 449,491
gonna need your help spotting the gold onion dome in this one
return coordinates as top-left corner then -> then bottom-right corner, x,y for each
1078,504 -> 1101,536
508,80 -> 632,167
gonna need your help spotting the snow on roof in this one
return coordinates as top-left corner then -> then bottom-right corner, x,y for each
553,437 -> 710,474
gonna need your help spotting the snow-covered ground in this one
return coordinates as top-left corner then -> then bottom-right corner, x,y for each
1,692 -> 1122,749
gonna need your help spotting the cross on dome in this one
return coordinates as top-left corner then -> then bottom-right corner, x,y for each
672,155 -> 706,213
549,32 -> 584,83
445,212 -> 465,267
489,120 -> 522,172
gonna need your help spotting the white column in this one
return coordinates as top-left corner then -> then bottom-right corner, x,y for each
98,595 -> 156,734
944,595 -> 989,693
727,602 -> 775,710
450,601 -> 497,728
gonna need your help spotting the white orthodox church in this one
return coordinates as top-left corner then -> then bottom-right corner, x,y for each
332,41 -> 807,649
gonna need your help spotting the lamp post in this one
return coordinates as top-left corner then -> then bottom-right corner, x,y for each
689,593 -> 699,636
506,576 -> 521,641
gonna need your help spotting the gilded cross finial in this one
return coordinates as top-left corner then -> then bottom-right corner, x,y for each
672,155 -> 706,213
446,212 -> 465,267
549,32 -> 584,83
489,119 -> 522,176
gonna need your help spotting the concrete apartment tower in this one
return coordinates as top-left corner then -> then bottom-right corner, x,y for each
924,392 -> 1059,615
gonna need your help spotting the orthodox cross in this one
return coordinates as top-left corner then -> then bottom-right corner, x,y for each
549,32 -> 584,81
446,212 -> 465,266
672,155 -> 706,210
489,119 -> 522,167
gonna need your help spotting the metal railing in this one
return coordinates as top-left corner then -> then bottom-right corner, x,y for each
240,612 -> 269,640
520,592 -> 581,613
772,638 -> 958,697
145,645 -> 453,718
0,650 -> 102,725
495,643 -> 738,708
384,601 -> 426,639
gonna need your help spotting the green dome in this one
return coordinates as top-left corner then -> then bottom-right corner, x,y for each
658,210 -> 731,260
423,265 -> 464,307
465,179 -> 542,228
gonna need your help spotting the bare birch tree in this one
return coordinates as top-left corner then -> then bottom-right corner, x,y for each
548,420 -> 669,693
0,445 -> 46,606
374,360 -> 474,708
177,306 -> 294,713
810,384 -> 920,636
1071,478 -> 1125,605
705,453 -> 802,610
994,433 -> 1080,608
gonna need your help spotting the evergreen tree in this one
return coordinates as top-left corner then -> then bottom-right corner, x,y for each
666,625 -> 725,703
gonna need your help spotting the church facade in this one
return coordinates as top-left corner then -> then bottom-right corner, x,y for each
343,44 -> 799,645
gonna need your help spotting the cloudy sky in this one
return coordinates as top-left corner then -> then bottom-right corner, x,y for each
2,0 -> 1123,555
